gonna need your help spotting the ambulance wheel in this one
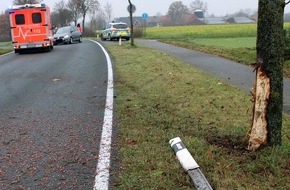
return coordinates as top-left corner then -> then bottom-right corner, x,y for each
46,46 -> 52,52
15,49 -> 23,54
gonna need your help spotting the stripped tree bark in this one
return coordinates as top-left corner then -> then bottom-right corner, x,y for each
248,0 -> 285,151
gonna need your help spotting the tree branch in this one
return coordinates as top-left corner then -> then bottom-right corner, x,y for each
286,0 -> 290,6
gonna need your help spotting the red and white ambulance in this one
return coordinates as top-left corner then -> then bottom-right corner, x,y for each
9,3 -> 53,53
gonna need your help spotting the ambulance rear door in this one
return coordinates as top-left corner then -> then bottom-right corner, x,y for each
10,7 -> 49,47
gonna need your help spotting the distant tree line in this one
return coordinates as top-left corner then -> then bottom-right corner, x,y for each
1,0 -> 290,40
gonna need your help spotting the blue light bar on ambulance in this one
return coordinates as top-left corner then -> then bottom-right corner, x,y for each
11,3 -> 46,9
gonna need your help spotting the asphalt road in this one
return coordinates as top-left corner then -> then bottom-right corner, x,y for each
136,39 -> 290,115
0,41 -> 109,189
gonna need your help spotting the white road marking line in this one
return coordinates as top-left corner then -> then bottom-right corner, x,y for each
90,40 -> 114,190
0,51 -> 14,58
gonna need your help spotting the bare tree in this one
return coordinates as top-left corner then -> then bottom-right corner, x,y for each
189,0 -> 208,14
167,1 -> 189,25
53,0 -> 66,12
0,11 -> 11,41
248,0 -> 286,151
52,0 -> 73,27
67,0 -> 81,26
94,11 -> 106,29
77,0 -> 99,33
103,2 -> 113,23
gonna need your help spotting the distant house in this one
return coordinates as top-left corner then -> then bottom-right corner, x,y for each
146,16 -> 161,27
158,14 -> 201,26
251,12 -> 258,22
232,17 -> 255,24
204,17 -> 227,25
115,17 -> 143,27
115,16 -> 160,27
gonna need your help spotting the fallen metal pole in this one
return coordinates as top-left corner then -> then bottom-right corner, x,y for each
169,137 -> 213,190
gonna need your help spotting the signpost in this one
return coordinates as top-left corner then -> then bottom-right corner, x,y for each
127,4 -> 136,13
141,13 -> 148,37
142,13 -> 148,20
127,1 -> 135,46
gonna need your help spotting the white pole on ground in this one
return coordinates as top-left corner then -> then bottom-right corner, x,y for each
169,137 -> 213,190
119,36 -> 122,46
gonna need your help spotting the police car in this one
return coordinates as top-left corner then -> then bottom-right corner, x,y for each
100,22 -> 131,41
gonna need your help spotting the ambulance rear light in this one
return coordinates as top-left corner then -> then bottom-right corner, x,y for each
42,43 -> 51,47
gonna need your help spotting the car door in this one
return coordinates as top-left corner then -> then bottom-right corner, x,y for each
70,26 -> 79,40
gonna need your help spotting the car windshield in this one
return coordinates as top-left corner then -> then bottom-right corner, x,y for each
56,27 -> 70,34
113,24 -> 128,29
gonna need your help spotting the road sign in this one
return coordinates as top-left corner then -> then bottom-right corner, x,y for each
142,13 -> 148,20
127,4 -> 136,13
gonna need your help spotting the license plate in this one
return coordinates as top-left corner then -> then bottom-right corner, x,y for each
27,44 -> 36,48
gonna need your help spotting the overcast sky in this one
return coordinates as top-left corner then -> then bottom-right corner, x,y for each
1,0 -> 290,18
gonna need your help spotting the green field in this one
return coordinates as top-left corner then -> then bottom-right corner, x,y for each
145,23 -> 290,77
146,24 -> 258,39
193,37 -> 256,48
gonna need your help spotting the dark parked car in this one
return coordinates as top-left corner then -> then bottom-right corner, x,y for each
100,22 -> 130,41
53,26 -> 82,45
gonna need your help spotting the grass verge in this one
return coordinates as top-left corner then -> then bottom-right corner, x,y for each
104,43 -> 290,189
0,42 -> 13,55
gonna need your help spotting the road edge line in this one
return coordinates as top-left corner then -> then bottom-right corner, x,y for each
0,51 -> 14,58
90,40 -> 114,190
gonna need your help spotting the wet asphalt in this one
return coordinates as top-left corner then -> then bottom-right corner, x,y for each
0,41 -> 108,189
136,39 -> 290,115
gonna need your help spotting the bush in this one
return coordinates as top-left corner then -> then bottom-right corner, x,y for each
82,27 -> 98,37
133,27 -> 144,38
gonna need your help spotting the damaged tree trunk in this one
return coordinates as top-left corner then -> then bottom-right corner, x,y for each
248,0 -> 285,151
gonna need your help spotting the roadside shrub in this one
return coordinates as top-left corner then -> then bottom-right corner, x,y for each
82,27 -> 97,37
133,27 -> 144,38
0,34 -> 11,42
